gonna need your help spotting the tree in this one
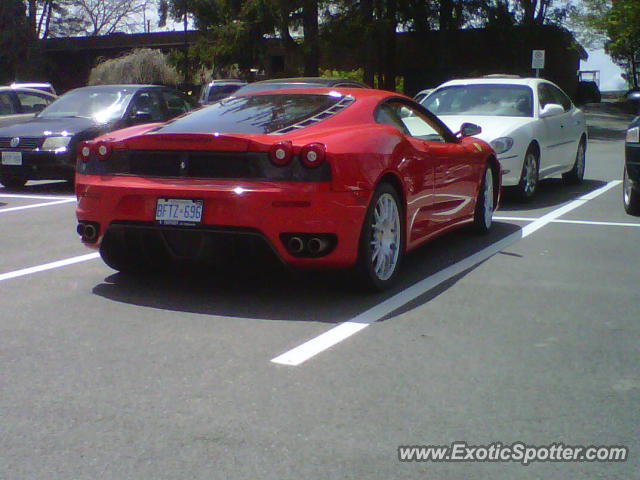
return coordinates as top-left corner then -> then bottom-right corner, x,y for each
0,0 -> 31,83
573,0 -> 640,88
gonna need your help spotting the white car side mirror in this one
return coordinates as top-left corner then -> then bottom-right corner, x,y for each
539,103 -> 564,118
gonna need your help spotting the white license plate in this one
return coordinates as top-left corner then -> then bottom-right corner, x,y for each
155,198 -> 203,225
1,151 -> 22,166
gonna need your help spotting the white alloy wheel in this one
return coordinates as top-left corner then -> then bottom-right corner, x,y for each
370,192 -> 401,281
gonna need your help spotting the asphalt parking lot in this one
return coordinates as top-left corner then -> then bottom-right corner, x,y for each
1,104 -> 638,479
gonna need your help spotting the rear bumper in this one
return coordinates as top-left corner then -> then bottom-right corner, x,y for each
0,150 -> 75,179
75,174 -> 371,269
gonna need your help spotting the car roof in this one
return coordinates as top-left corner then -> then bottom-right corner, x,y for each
250,77 -> 368,86
233,86 -> 405,100
435,77 -> 550,88
0,86 -> 57,97
206,79 -> 247,85
66,84 -> 167,93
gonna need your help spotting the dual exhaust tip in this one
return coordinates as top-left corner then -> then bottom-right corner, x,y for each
77,222 -> 99,242
283,233 -> 336,257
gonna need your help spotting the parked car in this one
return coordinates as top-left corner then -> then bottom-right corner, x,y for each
233,77 -> 369,95
10,82 -> 57,96
623,89 -> 640,115
421,77 -> 587,200
413,88 -> 433,103
0,84 -> 192,189
0,86 -> 57,128
624,120 -> 640,215
75,88 -> 498,290
198,79 -> 247,105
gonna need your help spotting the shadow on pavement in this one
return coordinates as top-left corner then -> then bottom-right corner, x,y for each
92,222 -> 522,323
499,178 -> 608,211
583,102 -> 636,141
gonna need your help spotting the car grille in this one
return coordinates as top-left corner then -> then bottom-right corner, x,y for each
0,137 -> 42,150
128,152 -> 260,179
85,150 -> 331,182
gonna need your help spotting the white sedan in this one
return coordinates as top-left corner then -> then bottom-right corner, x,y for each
420,77 -> 587,200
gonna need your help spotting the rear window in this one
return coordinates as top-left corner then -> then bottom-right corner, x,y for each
157,93 -> 348,134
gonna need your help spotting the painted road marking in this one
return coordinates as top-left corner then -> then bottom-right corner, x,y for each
271,180 -> 622,366
0,253 -> 100,283
495,216 -> 640,228
0,198 -> 76,213
0,194 -> 75,200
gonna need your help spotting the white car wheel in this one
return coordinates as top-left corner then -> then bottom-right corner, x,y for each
473,165 -> 494,233
563,139 -> 586,184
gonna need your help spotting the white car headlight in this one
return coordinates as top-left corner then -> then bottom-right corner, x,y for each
490,137 -> 514,154
626,126 -> 639,143
42,136 -> 71,151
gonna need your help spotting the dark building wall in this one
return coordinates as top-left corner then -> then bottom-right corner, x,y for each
41,25 -> 585,98
396,25 -> 585,99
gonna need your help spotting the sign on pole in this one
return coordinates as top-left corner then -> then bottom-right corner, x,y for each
532,50 -> 545,77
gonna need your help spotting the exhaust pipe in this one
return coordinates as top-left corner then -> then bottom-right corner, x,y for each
287,236 -> 304,254
307,237 -> 329,255
82,223 -> 98,242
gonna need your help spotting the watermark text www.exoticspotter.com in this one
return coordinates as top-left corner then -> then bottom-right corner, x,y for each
398,442 -> 628,466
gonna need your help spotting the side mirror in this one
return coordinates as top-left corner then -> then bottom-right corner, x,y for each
539,103 -> 564,118
129,111 -> 153,124
32,103 -> 46,112
456,122 -> 482,138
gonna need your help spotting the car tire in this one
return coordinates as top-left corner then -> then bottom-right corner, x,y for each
0,174 -> 27,190
356,183 -> 404,291
99,229 -> 160,274
473,165 -> 495,233
515,146 -> 539,202
623,165 -> 640,216
562,139 -> 586,185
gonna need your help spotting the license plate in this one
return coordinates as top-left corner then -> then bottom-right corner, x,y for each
155,198 -> 203,225
1,151 -> 22,166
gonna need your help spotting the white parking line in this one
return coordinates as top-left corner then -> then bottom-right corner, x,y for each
0,194 -> 75,200
0,253 -> 100,283
495,216 -> 640,228
0,198 -> 76,213
271,180 -> 622,366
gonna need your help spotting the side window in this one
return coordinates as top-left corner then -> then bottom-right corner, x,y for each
17,91 -> 53,113
375,103 -> 409,134
162,90 -> 190,118
0,93 -> 17,115
538,84 -> 554,109
376,101 -> 445,142
130,91 -> 165,121
549,85 -> 572,111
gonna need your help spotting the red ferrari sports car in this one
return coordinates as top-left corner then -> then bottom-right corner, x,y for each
75,88 -> 500,290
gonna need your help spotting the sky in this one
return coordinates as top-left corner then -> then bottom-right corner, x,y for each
581,49 -> 627,92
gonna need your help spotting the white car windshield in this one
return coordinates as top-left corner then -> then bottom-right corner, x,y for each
38,89 -> 133,123
422,84 -> 534,117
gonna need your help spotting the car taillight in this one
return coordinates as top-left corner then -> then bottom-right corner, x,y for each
300,143 -> 326,168
95,141 -> 112,161
269,141 -> 293,166
78,141 -> 92,162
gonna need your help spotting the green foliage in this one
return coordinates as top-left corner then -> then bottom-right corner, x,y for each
573,0 -> 640,87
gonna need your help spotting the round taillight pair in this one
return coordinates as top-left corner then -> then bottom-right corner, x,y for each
268,141 -> 326,168
77,141 -> 111,162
